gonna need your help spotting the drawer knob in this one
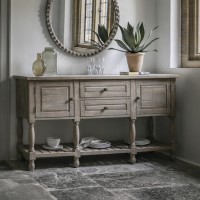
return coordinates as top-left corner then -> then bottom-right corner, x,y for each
102,107 -> 108,112
101,88 -> 108,93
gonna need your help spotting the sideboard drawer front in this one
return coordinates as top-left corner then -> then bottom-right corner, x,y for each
136,80 -> 171,116
80,81 -> 130,98
36,82 -> 74,118
81,99 -> 131,117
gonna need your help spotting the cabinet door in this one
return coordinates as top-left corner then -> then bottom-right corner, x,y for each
136,80 -> 171,116
35,82 -> 74,118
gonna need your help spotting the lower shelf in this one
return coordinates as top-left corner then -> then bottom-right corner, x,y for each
136,141 -> 173,152
19,141 -> 173,160
81,141 -> 131,156
20,144 -> 75,159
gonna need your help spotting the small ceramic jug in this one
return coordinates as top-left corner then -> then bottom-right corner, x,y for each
32,53 -> 46,76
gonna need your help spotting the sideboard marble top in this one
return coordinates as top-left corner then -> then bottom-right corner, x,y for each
13,74 -> 179,81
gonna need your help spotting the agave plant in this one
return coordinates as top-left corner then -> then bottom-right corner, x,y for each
92,25 -> 110,48
109,22 -> 159,53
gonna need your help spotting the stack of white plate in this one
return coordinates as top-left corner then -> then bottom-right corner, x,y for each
42,144 -> 63,151
135,139 -> 150,146
124,138 -> 150,146
89,140 -> 111,149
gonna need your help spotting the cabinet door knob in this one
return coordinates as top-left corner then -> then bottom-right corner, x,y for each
101,88 -> 108,93
66,98 -> 74,103
136,97 -> 141,101
102,106 -> 108,112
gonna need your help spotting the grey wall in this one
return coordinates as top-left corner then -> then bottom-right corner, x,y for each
8,0 -> 157,160
156,0 -> 200,166
0,0 -> 10,160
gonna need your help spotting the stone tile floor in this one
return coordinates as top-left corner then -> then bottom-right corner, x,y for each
1,152 -> 200,200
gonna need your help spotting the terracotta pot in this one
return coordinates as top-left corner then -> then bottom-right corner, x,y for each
126,53 -> 145,72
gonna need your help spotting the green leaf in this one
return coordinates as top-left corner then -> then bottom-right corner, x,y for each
141,26 -> 159,47
92,30 -> 104,45
139,22 -> 145,42
98,25 -> 109,43
153,26 -> 159,31
134,32 -> 139,46
119,25 -> 135,50
114,39 -> 132,51
136,22 -> 141,33
108,48 -> 127,52
91,39 -> 102,48
127,22 -> 133,33
140,37 -> 159,51
142,49 -> 158,53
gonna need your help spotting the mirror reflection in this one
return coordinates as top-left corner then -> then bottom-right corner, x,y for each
50,0 -> 117,54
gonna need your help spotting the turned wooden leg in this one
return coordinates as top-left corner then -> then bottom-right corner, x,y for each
74,157 -> 80,168
169,116 -> 176,160
17,117 -> 23,147
148,117 -> 154,140
17,117 -> 23,160
73,121 -> 80,168
129,119 -> 136,164
29,123 -> 35,171
29,160 -> 35,172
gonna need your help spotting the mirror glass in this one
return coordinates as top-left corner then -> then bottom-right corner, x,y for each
46,0 -> 119,57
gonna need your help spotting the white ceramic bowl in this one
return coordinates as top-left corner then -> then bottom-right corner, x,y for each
47,137 -> 60,148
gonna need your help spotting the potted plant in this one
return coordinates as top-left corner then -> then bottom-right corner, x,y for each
109,22 -> 159,72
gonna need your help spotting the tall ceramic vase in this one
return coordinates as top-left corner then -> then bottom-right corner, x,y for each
126,53 -> 145,72
42,47 -> 57,75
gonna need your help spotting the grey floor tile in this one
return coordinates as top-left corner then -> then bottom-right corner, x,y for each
78,163 -> 153,175
0,180 -> 55,200
88,170 -> 188,189
33,170 -> 98,190
124,184 -> 200,200
0,171 -> 30,180
51,187 -> 118,200
2,153 -> 200,200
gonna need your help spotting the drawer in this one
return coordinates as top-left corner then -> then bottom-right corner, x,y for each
80,81 -> 130,98
35,82 -> 74,118
81,99 -> 131,117
136,80 -> 171,116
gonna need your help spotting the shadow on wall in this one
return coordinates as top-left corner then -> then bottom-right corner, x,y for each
21,117 -> 149,146
0,79 -> 10,160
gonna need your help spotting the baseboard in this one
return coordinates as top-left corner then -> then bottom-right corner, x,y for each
160,151 -> 200,168
176,156 -> 200,168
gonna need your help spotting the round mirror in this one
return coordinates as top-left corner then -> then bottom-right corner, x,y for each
46,0 -> 120,57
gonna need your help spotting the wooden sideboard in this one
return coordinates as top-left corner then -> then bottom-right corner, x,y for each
14,74 -> 178,171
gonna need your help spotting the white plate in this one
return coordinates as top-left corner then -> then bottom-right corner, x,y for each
42,145 -> 63,151
135,140 -> 150,146
89,143 -> 111,149
124,138 -> 150,146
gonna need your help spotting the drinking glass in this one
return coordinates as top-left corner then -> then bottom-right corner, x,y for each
87,57 -> 95,75
96,56 -> 104,75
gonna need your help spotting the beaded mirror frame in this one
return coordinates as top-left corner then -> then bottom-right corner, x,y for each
45,0 -> 120,57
